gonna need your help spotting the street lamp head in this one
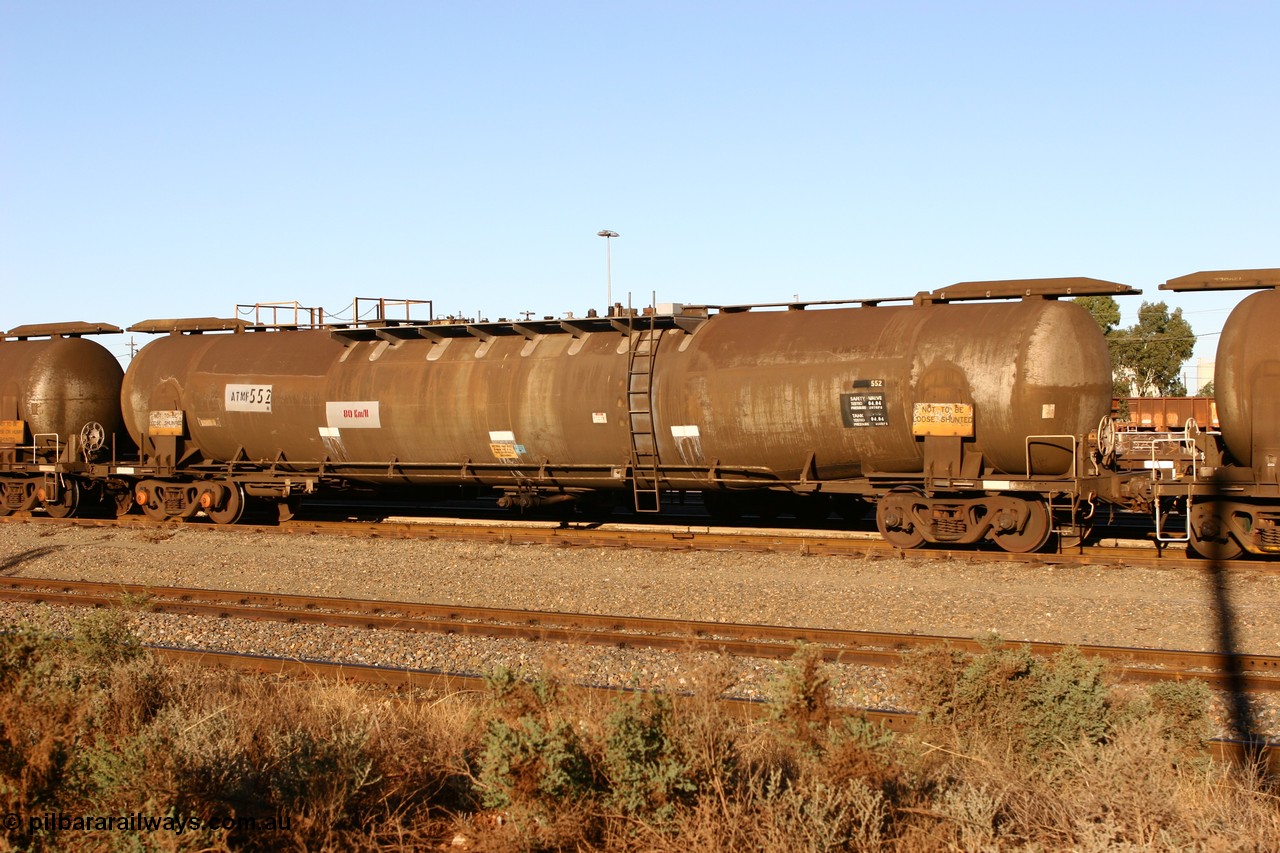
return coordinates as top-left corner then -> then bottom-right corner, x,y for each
597,229 -> 619,238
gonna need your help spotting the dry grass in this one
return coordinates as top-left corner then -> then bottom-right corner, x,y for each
1,614 -> 1277,851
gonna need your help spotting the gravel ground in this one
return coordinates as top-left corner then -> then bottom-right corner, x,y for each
2,519 -> 1278,736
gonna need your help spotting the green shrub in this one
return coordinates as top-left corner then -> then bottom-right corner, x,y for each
70,609 -> 142,668
905,642 -> 1112,763
0,614 -> 1275,851
474,669 -> 595,815
602,694 -> 696,821
767,645 -> 837,751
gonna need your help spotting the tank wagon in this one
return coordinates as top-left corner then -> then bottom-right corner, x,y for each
2,276 -> 1166,554
1154,269 -> 1280,558
103,276 -> 1140,552
0,323 -> 129,516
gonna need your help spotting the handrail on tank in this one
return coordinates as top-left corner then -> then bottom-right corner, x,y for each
1024,434 -> 1079,478
1147,430 -> 1197,545
353,298 -> 434,326
235,302 -> 326,328
30,433 -> 60,465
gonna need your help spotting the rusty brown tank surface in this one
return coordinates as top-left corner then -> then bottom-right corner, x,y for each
1156,270 -> 1280,558
0,324 -> 125,452
121,286 -> 1114,490
121,320 -> 639,479
1215,287 -> 1280,473
654,297 -> 1111,480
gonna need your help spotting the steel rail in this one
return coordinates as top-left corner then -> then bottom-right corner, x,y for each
1,512 -> 1263,573
5,576 -> 1279,692
149,645 -> 1276,773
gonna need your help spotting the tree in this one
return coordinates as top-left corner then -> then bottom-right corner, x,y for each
1072,295 -> 1128,398
1073,295 -> 1121,334
1073,296 -> 1196,397
1109,301 -> 1195,396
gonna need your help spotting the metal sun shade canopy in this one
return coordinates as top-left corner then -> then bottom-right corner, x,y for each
128,318 -> 249,334
4,322 -> 123,340
698,277 -> 1142,314
1161,269 -> 1280,292
125,274 -> 1146,338
927,276 -> 1141,302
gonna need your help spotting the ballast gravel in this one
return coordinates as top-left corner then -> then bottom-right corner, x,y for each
1,520 -> 1278,738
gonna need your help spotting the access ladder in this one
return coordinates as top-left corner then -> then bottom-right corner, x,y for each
627,324 -> 662,512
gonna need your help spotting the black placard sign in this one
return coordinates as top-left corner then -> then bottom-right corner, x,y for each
841,380 -> 888,428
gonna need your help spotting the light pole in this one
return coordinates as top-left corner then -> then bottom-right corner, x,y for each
597,229 -> 618,315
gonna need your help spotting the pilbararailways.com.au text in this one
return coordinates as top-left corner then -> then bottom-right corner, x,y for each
9,811 -> 291,834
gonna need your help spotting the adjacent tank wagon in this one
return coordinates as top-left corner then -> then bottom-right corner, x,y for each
1157,269 -> 1280,558
0,323 -> 128,516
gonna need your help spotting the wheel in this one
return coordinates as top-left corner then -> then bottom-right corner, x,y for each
135,482 -> 172,521
994,500 -> 1051,553
41,480 -> 80,519
1189,522 -> 1244,561
205,483 -> 246,525
876,495 -> 926,549
113,490 -> 135,518
1187,505 -> 1246,561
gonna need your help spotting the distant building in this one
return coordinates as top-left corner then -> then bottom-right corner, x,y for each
1195,358 -> 1215,395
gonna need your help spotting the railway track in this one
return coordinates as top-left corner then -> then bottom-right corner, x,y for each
149,641 -> 1280,776
0,511 -> 1259,573
4,576 -> 1279,693
6,569 -> 1277,772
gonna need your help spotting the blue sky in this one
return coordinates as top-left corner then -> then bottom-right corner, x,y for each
3,1 -> 1276,381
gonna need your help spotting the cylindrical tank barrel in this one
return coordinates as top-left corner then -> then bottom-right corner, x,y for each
121,328 -> 638,474
0,336 -> 125,449
1215,288 -> 1280,470
653,298 -> 1111,478
120,298 -> 1111,485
